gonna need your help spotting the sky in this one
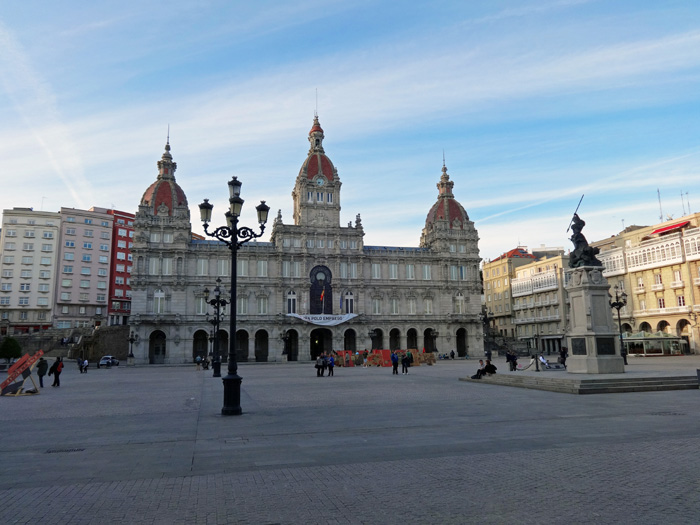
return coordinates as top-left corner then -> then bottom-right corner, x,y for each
1,0 -> 700,262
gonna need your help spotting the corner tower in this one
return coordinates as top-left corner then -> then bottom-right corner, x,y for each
291,116 -> 342,228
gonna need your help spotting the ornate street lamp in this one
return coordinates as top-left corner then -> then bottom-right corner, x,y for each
128,331 -> 137,366
199,176 -> 269,416
368,329 -> 377,350
610,285 -> 628,365
204,278 -> 228,378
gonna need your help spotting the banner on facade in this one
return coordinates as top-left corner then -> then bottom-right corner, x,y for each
286,313 -> 358,326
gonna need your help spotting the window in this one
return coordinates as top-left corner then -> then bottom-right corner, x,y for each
422,265 -> 432,280
654,274 -> 662,284
237,259 -> 248,276
344,292 -> 354,313
196,297 -> 207,315
4,242 -> 15,251
424,298 -> 433,314
38,283 -> 49,292
82,254 -> 92,262
372,298 -> 381,314
287,291 -> 297,314
3,256 -> 14,264
1,283 -> 11,291
97,294 -> 106,302
391,298 -> 399,315
657,297 -> 665,309
21,256 -> 33,264
81,267 -> 91,275
24,230 -> 35,238
372,263 -> 381,279
282,261 -> 291,278
455,293 -> 465,314
1,270 -> 12,277
63,265 -> 73,274
60,292 -> 71,301
154,289 -> 165,313
101,221 -> 109,227
118,228 -> 127,237
66,228 -> 76,235
257,296 -> 268,314
98,268 -> 107,277
149,258 -> 160,275
327,193 -> 333,203
116,264 -> 125,272
317,239 -> 324,248
0,297 -> 9,305
306,239 -> 314,248
80,280 -> 90,288
79,294 -> 88,303
20,270 -> 31,278
162,258 -> 173,276
150,233 -> 161,243
349,263 -> 358,279
117,240 -> 127,248
19,297 -> 29,306
6,230 -> 16,237
389,263 -> 398,280
257,260 -> 268,277
677,296 -> 686,307
41,244 -> 52,252
20,283 -> 30,291
116,252 -> 126,260
197,259 -> 208,276
115,277 -> 125,285
115,289 -> 124,297
97,281 -> 107,289
100,232 -> 110,239
163,233 -> 173,243
40,257 -> 51,265
84,218 -> 92,224
84,229 -> 93,237
23,243 -> 34,250
406,264 -> 415,280
339,262 -> 347,279
237,296 -> 248,314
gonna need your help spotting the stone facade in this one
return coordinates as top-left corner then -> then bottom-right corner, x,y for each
129,118 -> 483,364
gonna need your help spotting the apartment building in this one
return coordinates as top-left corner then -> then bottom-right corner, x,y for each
107,210 -> 135,326
0,208 -> 61,333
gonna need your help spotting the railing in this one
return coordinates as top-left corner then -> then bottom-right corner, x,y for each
634,287 -> 645,294
651,284 -> 664,291
670,281 -> 684,289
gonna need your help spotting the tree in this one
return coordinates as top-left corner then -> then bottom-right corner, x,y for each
0,337 -> 22,361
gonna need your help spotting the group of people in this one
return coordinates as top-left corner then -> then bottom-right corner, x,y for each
471,359 -> 497,379
315,352 -> 336,376
77,358 -> 89,373
35,356 -> 63,388
505,350 -> 519,371
390,350 -> 413,374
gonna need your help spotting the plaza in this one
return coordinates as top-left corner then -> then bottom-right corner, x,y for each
1,356 -> 700,524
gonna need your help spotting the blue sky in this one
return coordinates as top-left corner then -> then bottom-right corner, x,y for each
1,0 -> 700,261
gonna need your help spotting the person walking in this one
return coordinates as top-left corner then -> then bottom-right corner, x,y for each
36,357 -> 48,388
406,349 -> 413,370
391,351 -> 399,375
401,353 -> 409,374
327,354 -> 335,377
315,355 -> 324,377
83,359 -> 89,373
50,357 -> 64,387
559,347 -> 568,368
195,355 -> 202,371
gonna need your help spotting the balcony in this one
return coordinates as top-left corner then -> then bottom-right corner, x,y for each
634,287 -> 645,294
694,277 -> 700,286
651,284 -> 664,291
670,281 -> 684,289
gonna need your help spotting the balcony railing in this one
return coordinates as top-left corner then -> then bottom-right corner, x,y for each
634,287 -> 645,294
651,284 -> 664,291
670,281 -> 684,289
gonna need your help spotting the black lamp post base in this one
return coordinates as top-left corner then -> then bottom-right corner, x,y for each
221,373 -> 243,416
212,360 -> 221,378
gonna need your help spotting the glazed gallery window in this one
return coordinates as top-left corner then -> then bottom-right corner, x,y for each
391,298 -> 399,315
344,292 -> 354,313
196,259 -> 208,276
407,298 -> 417,314
149,258 -> 160,275
217,259 -> 228,276
196,297 -> 206,315
162,258 -> 173,276
389,263 -> 398,280
454,293 -> 465,314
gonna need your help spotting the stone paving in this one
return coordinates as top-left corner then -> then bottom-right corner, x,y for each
1,356 -> 700,524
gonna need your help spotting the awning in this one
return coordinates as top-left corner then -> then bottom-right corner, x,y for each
651,221 -> 689,235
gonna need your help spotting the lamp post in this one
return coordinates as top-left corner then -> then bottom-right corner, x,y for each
199,176 -> 269,416
208,330 -> 215,361
610,285 -> 628,365
204,278 -> 228,378
128,331 -> 136,366
368,329 -> 377,350
280,330 -> 289,360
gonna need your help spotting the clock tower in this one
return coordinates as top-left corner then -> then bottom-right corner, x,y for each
292,116 -> 342,228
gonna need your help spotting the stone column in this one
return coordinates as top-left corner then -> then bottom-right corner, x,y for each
565,267 -> 624,374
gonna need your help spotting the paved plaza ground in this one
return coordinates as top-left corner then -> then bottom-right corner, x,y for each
1,355 -> 700,524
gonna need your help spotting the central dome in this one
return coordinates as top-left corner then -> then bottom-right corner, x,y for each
140,142 -> 188,216
424,164 -> 469,229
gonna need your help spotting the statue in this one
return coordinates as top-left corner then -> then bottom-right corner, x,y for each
568,213 -> 602,268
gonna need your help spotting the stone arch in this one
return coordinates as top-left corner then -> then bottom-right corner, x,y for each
407,328 -> 418,350
389,328 -> 401,350
344,329 -> 356,352
236,330 -> 249,362
657,320 -> 670,333
370,328 -> 384,350
149,330 -> 166,364
456,328 -> 468,357
192,329 -> 208,362
255,330 -> 269,362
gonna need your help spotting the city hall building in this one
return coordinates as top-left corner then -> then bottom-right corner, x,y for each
129,117 -> 483,364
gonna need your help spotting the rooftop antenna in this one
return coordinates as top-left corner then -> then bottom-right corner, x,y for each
167,124 -> 170,145
314,88 -> 318,118
621,218 -> 625,231
686,192 -> 691,214
657,188 -> 663,222
442,150 -> 446,167
681,190 -> 686,215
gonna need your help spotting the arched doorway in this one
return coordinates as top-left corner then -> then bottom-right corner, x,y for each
370,328 -> 384,350
344,329 -> 356,352
284,329 -> 299,361
235,330 -> 248,362
389,328 -> 401,350
621,323 -> 633,333
192,330 -> 208,362
677,319 -> 691,354
407,328 -> 418,350
639,322 -> 652,333
218,330 -> 229,363
310,327 -> 333,359
456,328 -> 467,357
255,330 -> 269,362
657,320 -> 670,333
424,328 -> 437,353
149,330 -> 166,364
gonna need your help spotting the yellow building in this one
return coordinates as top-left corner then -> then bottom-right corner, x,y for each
593,213 -> 700,354
510,253 -> 569,355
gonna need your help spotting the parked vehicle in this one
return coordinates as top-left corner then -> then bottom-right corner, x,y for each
98,355 -> 119,368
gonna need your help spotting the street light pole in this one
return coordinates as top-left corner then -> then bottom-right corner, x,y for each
610,285 -> 628,365
205,278 -> 227,378
199,176 -> 269,416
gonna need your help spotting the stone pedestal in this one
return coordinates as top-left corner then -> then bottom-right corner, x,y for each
565,266 -> 624,374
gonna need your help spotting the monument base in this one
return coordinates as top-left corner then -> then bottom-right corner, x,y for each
566,355 -> 624,374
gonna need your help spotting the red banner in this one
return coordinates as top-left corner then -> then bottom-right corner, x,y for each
1,350 -> 44,393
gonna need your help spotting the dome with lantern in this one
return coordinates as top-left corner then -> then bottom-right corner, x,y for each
140,141 -> 189,217
298,115 -> 337,183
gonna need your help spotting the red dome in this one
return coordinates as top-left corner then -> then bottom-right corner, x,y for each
424,165 -> 469,229
301,153 -> 335,180
140,142 -> 188,216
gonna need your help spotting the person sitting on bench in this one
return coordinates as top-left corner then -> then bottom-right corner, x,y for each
471,360 -> 485,379
483,360 -> 497,376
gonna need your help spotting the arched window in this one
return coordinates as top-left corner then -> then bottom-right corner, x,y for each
154,289 -> 165,314
287,291 -> 297,314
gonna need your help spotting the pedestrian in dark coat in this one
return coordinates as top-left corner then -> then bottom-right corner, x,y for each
327,354 -> 335,376
50,357 -> 64,387
401,353 -> 409,374
391,351 -> 399,375
36,357 -> 48,388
